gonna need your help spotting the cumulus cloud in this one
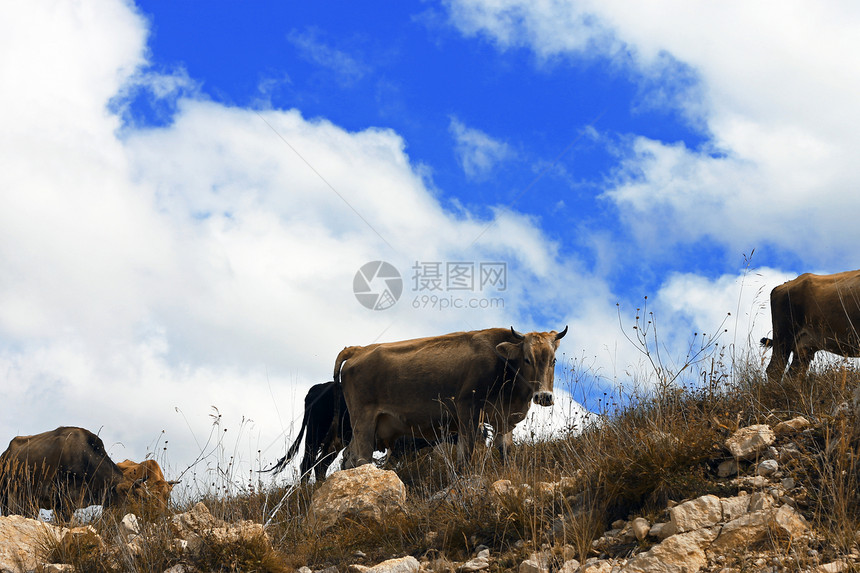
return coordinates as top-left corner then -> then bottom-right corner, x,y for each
0,0 -> 612,486
449,117 -> 513,180
444,0 -> 860,269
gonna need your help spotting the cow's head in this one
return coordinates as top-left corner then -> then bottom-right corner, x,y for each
496,326 -> 568,406
116,459 -> 178,511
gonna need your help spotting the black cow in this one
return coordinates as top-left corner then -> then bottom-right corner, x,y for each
265,381 -> 350,482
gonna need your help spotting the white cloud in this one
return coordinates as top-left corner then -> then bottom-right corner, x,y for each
287,28 -> 368,85
0,0 -> 606,488
449,117 -> 513,180
444,0 -> 860,269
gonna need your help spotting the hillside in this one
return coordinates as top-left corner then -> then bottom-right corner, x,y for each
2,354 -> 860,573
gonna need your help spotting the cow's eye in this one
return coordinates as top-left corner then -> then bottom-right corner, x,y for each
524,358 -> 532,365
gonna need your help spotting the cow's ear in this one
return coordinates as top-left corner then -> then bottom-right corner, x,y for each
495,341 -> 522,361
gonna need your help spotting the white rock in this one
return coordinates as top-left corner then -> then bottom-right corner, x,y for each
519,559 -> 548,573
648,521 -> 676,540
0,515 -> 66,573
367,555 -> 420,573
459,555 -> 490,572
631,517 -> 650,541
42,565 -> 75,573
669,495 -> 722,533
622,527 -> 720,573
726,425 -> 775,460
817,560 -> 848,573
310,465 -> 406,531
720,495 -> 751,522
774,417 -> 810,436
560,559 -> 581,573
120,513 -> 140,538
717,459 -> 739,478
756,459 -> 779,476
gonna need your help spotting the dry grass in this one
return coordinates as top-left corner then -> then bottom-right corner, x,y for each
14,321 -> 860,570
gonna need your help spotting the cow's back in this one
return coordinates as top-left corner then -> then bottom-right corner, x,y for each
340,328 -> 514,445
342,329 -> 504,403
0,427 -> 124,517
775,272 -> 860,332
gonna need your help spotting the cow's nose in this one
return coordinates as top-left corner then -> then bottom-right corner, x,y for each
533,391 -> 554,407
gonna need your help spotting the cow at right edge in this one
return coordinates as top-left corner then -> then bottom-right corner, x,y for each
762,270 -> 860,383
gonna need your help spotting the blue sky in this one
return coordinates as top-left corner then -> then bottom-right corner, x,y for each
3,0 -> 860,487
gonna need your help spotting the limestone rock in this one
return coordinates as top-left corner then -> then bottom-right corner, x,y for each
717,459 -> 739,478
559,559 -> 581,573
0,515 -> 66,573
817,560 -> 848,573
491,479 -> 513,497
622,527 -> 720,573
720,495 -> 750,522
669,495 -> 722,533
710,509 -> 770,552
726,425 -> 775,460
364,555 -> 420,573
756,459 -> 779,476
583,559 -> 612,573
711,505 -> 807,552
311,465 -> 406,531
59,524 -> 105,555
769,504 -> 808,540
459,552 -> 490,572
648,521 -> 676,540
170,502 -> 269,554
120,513 -> 140,538
42,565 -> 75,573
631,517 -> 650,541
519,558 -> 548,573
774,417 -> 810,436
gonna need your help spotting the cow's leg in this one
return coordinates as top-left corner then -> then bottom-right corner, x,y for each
299,441 -> 316,482
787,348 -> 813,379
766,339 -> 792,383
494,430 -> 513,461
343,414 -> 375,469
455,410 -> 479,469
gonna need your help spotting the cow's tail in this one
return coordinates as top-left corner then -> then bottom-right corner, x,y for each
333,346 -> 361,385
760,337 -> 773,349
322,346 -> 359,460
262,399 -> 312,475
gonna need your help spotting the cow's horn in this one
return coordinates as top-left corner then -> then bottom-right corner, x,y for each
510,326 -> 525,340
555,325 -> 568,340
167,480 -> 180,485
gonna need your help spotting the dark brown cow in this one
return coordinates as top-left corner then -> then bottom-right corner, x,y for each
0,427 -> 161,520
761,270 -> 860,382
116,459 -> 176,511
335,326 -> 566,469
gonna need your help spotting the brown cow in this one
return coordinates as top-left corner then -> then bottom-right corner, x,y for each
0,427 -> 174,520
761,270 -> 860,382
117,459 -> 176,511
335,326 -> 567,469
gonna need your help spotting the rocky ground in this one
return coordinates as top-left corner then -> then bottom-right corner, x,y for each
0,413 -> 857,573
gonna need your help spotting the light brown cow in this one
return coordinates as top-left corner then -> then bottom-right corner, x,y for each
334,326 -> 567,469
762,270 -> 860,382
117,459 -> 176,511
